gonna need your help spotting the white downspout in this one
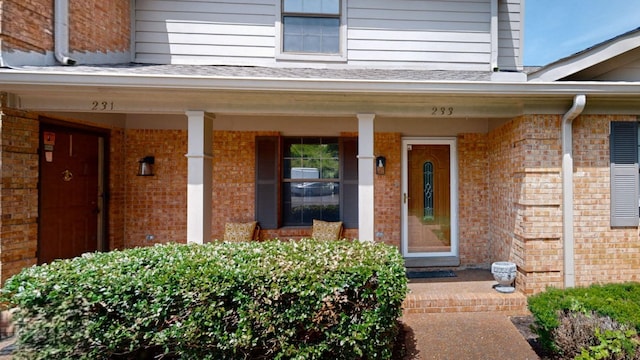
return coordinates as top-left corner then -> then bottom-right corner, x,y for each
54,0 -> 76,65
562,94 -> 586,288
490,0 -> 499,71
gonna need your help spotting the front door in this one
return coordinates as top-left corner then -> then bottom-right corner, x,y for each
402,139 -> 458,264
39,123 -> 106,264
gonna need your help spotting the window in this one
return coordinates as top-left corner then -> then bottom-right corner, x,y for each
610,121 -> 639,227
276,0 -> 346,61
283,138 -> 340,225
256,136 -> 358,229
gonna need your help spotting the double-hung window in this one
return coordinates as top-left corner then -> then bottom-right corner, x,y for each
256,136 -> 358,229
277,0 -> 346,61
610,121 -> 639,227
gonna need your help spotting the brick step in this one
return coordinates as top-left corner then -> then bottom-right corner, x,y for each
402,269 -> 530,316
403,290 -> 529,315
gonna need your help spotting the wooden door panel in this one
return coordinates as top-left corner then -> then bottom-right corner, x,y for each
39,125 -> 100,264
407,144 -> 451,253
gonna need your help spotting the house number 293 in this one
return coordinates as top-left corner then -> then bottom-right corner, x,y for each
91,101 -> 114,111
432,107 -> 454,116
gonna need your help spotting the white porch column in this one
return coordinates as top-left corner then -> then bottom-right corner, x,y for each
357,113 -> 375,241
185,110 -> 214,244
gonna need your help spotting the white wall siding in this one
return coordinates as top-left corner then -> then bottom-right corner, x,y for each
346,0 -> 492,70
135,0 -> 276,65
497,0 -> 522,70
134,0 -> 522,71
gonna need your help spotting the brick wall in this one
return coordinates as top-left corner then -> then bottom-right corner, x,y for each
124,129 -> 188,248
69,0 -> 130,53
573,115 -> 640,286
0,0 -> 130,54
0,0 -> 52,52
374,133 -> 401,248
487,115 -> 564,294
458,133 -> 490,265
0,98 -> 39,284
211,130 -> 263,240
1,111 -> 638,295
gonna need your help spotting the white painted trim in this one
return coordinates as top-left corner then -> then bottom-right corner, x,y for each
186,110 -> 214,244
357,113 -> 375,242
275,0 -> 347,63
490,0 -> 498,71
3,70 -> 640,96
529,30 -> 640,82
401,138 -> 459,259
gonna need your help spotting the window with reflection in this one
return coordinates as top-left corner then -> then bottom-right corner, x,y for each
283,137 -> 340,226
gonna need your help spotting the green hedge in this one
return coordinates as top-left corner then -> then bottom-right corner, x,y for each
1,240 -> 408,360
528,283 -> 640,353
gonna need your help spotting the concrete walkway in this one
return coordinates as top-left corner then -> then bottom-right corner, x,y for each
400,312 -> 539,359
399,269 -> 539,359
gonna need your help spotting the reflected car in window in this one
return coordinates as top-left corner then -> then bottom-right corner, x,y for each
291,182 -> 339,197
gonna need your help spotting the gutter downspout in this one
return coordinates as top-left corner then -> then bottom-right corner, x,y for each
54,0 -> 76,65
562,94 -> 586,288
490,0 -> 498,71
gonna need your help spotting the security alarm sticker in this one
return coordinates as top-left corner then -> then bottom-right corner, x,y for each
43,132 -> 56,162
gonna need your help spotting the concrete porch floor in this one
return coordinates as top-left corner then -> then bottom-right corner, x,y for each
402,269 -> 530,316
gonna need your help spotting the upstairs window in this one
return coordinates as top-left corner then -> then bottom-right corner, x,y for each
277,0 -> 346,61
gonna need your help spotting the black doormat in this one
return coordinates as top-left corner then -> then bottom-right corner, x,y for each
406,270 -> 456,279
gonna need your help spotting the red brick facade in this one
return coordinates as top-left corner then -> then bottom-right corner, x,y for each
0,0 -> 130,55
573,115 -> 640,286
0,98 -> 639,294
124,129 -> 188,248
0,98 -> 39,283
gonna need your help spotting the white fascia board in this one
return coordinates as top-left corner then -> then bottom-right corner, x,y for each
529,32 -> 640,82
2,69 -> 640,96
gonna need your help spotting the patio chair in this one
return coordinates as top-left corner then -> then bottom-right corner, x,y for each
311,219 -> 343,241
223,221 -> 260,242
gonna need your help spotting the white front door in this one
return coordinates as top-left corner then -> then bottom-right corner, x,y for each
401,138 -> 458,264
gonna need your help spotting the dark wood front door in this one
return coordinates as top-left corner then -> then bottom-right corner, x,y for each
39,124 -> 104,264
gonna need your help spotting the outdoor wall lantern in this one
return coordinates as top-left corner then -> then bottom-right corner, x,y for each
137,156 -> 155,176
376,156 -> 386,175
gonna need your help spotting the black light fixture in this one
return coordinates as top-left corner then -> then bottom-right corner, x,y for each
137,156 -> 155,176
376,156 -> 386,175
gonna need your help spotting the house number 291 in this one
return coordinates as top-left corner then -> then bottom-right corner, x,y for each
432,107 -> 454,116
91,101 -> 114,111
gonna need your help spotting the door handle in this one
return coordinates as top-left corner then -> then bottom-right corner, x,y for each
403,193 -> 408,204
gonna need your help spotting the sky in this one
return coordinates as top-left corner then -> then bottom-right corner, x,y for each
524,0 -> 640,66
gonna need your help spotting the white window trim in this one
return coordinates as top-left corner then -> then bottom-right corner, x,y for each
275,0 -> 347,63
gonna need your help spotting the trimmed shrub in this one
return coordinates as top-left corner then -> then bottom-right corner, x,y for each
0,240 -> 408,360
528,283 -> 640,357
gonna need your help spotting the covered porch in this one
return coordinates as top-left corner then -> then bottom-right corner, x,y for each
2,64 -> 630,295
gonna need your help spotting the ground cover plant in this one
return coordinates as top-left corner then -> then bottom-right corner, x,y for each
0,240 -> 408,360
528,283 -> 640,359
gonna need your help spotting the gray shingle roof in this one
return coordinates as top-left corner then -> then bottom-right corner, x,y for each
9,63 -> 494,82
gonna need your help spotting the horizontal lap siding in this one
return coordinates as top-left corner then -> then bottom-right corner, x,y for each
135,0 -> 275,65
133,0 -> 508,70
497,0 -> 522,70
347,0 -> 491,70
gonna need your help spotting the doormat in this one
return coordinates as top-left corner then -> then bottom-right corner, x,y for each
406,270 -> 456,279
